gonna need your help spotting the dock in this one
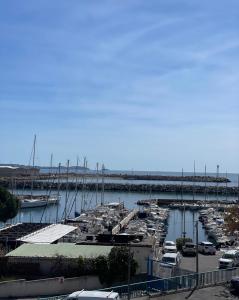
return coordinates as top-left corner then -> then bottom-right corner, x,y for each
137,198 -> 238,210
112,208 -> 138,234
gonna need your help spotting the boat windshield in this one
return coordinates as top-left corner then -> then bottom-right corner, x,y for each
222,254 -> 235,259
165,242 -> 174,246
162,257 -> 176,263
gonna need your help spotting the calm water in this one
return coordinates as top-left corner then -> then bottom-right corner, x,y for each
166,209 -> 207,243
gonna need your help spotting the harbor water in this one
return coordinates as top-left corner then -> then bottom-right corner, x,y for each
11,188 -> 208,243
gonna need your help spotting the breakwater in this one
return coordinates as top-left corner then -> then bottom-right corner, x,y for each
137,198 -> 238,206
1,179 -> 238,196
2,173 -> 230,183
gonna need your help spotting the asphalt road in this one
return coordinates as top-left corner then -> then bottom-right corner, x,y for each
180,251 -> 223,273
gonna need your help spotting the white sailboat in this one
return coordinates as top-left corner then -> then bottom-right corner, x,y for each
18,135 -> 60,209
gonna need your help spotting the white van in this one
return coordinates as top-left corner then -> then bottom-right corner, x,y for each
67,290 -> 120,300
219,250 -> 239,269
162,241 -> 177,254
161,252 -> 181,267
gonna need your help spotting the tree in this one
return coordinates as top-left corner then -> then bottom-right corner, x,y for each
224,206 -> 239,234
176,237 -> 192,251
94,255 -> 109,284
108,246 -> 138,284
0,187 -> 19,223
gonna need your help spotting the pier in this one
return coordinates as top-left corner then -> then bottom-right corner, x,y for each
137,198 -> 238,210
112,208 -> 138,234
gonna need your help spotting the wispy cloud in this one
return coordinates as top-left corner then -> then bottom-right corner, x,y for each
0,0 -> 239,171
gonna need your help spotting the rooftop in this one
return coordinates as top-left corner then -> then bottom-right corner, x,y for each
6,243 -> 113,258
17,223 -> 77,244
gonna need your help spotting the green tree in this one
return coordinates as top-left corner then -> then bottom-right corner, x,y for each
94,255 -> 109,284
108,246 -> 138,284
176,237 -> 192,251
0,187 -> 19,223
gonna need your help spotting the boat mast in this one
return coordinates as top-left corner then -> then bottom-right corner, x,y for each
193,160 -> 196,201
182,168 -> 186,239
30,134 -> 36,199
101,164 -> 105,206
216,164 -> 219,209
74,157 -> 79,216
95,162 -> 99,206
204,164 -> 207,202
64,160 -> 70,223
81,157 -> 87,212
225,170 -> 228,202
56,162 -> 61,223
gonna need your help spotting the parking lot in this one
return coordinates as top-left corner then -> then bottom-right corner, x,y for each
181,251 -> 223,273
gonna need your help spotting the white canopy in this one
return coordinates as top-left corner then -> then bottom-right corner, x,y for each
17,224 -> 77,244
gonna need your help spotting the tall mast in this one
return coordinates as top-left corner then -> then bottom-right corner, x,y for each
101,164 -> 105,206
64,160 -> 70,223
204,164 -> 207,202
74,157 -> 79,216
81,157 -> 87,212
193,160 -> 196,201
30,134 -> 36,198
225,170 -> 228,202
56,162 -> 61,223
182,168 -> 186,239
96,162 -> 99,206
216,164 -> 219,208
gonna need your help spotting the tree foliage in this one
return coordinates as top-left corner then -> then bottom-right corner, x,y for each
94,255 -> 109,284
107,246 -> 138,284
0,187 -> 19,223
176,237 -> 192,251
224,206 -> 239,234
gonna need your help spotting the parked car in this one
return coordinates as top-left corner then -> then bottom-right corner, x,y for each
182,242 -> 196,256
218,250 -> 239,269
67,291 -> 120,300
162,240 -> 177,254
198,241 -> 216,255
161,252 -> 181,267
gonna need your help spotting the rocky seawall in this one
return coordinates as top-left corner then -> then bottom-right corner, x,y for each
0,179 -> 238,195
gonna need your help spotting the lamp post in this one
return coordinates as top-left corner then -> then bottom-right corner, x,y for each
127,242 -> 131,300
195,221 -> 199,286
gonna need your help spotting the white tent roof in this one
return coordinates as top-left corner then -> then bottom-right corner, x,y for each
17,224 -> 77,244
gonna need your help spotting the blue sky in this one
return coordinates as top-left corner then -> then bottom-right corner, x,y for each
0,0 -> 239,173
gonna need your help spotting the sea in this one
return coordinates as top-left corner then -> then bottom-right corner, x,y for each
8,169 -> 239,243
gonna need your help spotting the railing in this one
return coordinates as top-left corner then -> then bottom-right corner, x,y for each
38,267 -> 239,300
100,268 -> 239,298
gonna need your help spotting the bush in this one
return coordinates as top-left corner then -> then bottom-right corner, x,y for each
176,237 -> 192,251
0,187 -> 19,223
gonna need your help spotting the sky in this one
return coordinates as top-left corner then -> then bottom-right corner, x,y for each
0,1 -> 239,173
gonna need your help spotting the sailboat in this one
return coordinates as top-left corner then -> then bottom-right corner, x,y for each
18,135 -> 59,209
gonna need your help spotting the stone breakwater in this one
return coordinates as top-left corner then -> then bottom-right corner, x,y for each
7,173 -> 230,183
1,179 -> 238,195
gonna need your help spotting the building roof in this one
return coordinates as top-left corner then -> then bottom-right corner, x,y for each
0,223 -> 50,243
6,243 -> 113,258
17,224 -> 77,244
